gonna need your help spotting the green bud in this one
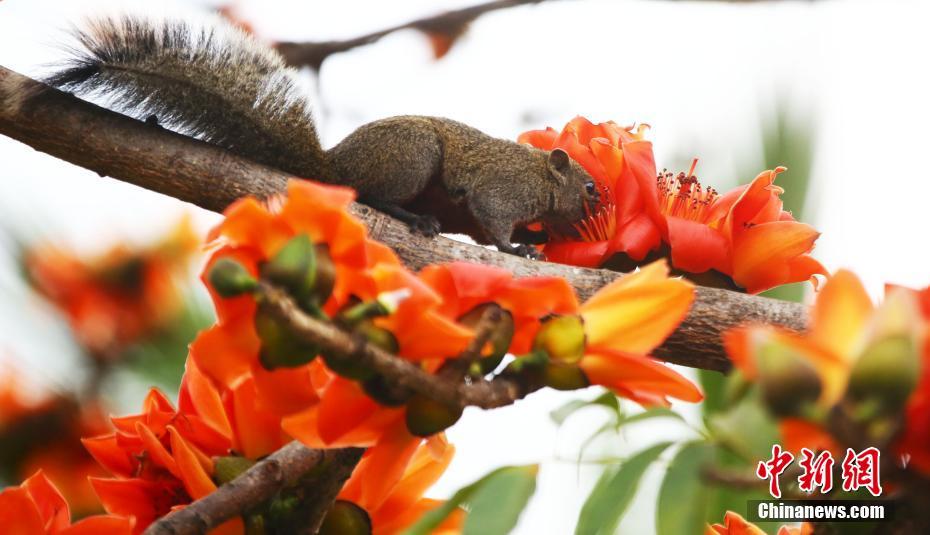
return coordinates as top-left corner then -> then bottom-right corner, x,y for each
542,362 -> 590,391
255,307 -> 319,370
362,373 -> 412,407
262,234 -> 316,294
266,494 -> 301,522
533,315 -> 585,364
848,334 -> 920,412
459,303 -> 515,374
756,340 -> 822,417
213,455 -> 256,485
319,500 -> 372,535
405,394 -> 463,437
208,257 -> 257,297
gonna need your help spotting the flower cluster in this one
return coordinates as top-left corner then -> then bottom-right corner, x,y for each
22,218 -> 199,357
0,470 -> 131,535
0,371 -> 109,515
179,179 -> 702,528
724,269 -> 930,481
518,117 -> 826,294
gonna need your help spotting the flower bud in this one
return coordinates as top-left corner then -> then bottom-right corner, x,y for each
459,303 -> 515,374
405,394 -> 463,437
319,500 -> 372,535
533,315 -> 585,364
755,340 -> 822,417
214,455 -> 256,485
847,334 -> 920,412
542,362 -> 590,391
255,307 -> 319,370
261,235 -> 335,309
262,234 -> 315,292
208,257 -> 257,297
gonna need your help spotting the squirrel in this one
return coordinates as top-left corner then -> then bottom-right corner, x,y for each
47,16 -> 599,258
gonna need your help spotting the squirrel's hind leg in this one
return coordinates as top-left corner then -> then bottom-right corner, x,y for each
361,198 -> 441,238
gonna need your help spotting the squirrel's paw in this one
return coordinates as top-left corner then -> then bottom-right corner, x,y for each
513,245 -> 546,261
409,215 -> 441,237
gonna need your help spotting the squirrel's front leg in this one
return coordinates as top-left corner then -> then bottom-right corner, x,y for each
361,197 -> 441,237
469,202 -> 544,260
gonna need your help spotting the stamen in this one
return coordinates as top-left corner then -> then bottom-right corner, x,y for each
656,159 -> 718,222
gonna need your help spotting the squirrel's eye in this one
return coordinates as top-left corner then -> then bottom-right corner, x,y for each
585,182 -> 596,195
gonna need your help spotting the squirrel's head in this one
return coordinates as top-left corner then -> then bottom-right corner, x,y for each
543,148 -> 599,224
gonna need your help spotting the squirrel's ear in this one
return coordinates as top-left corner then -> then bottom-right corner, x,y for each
547,149 -> 571,184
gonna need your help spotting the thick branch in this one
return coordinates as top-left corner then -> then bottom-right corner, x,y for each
144,442 -> 362,535
0,65 -> 809,372
259,283 -> 536,409
275,0 -> 547,70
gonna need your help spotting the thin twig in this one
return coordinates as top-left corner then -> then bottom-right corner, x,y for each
0,65 -> 810,373
143,442 -> 363,535
259,282 -> 537,409
274,0 -> 548,70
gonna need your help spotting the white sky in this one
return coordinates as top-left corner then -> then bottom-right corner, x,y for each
1,0 -> 929,533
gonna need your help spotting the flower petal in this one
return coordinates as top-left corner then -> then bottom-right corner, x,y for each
731,220 -> 824,294
809,269 -> 873,361
0,486 -> 45,535
579,350 -> 703,405
581,261 -> 694,355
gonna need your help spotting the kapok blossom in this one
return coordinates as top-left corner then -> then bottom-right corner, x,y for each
0,470 -> 131,535
519,116 -> 826,294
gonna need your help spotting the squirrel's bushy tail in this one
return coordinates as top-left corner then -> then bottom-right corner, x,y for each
48,16 -> 332,180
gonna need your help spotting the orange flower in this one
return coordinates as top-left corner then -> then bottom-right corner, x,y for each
576,261 -> 703,406
192,179 -> 471,414
0,370 -> 110,515
519,117 -> 826,294
725,270 -> 928,457
0,470 -> 131,535
23,217 -> 198,355
419,260 -> 702,406
337,435 -> 463,535
707,511 -> 812,535
84,360 -> 285,534
519,117 -> 662,266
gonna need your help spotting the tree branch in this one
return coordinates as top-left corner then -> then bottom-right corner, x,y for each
274,0 -> 548,70
143,442 -> 363,535
0,65 -> 809,373
259,283 -> 537,409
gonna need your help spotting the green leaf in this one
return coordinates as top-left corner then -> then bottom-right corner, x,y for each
657,442 -> 714,535
707,390 -> 779,462
699,369 -> 728,417
463,465 -> 539,535
575,442 -> 672,535
401,465 -> 538,535
550,390 -> 621,425
617,406 -> 685,428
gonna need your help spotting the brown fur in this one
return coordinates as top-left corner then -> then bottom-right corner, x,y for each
50,17 -> 598,257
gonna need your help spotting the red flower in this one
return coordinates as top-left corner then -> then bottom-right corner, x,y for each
707,511 -> 811,535
0,470 -> 131,535
519,117 -> 826,294
0,371 -> 110,515
23,218 -> 198,355
338,435 -> 463,534
84,360 -> 286,534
